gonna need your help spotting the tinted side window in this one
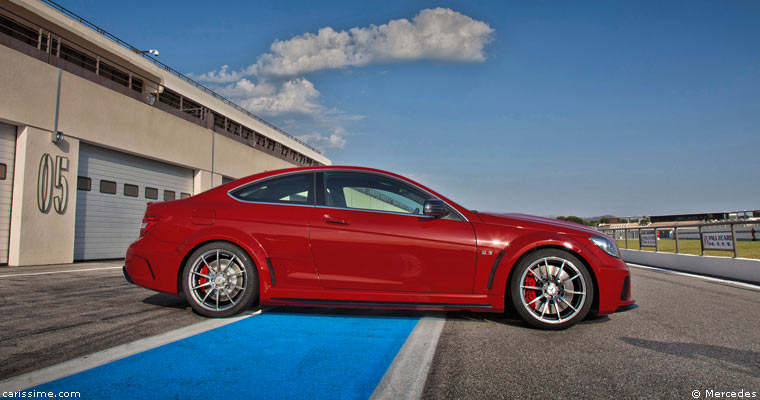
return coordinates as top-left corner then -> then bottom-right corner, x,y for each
324,172 -> 427,215
232,173 -> 314,205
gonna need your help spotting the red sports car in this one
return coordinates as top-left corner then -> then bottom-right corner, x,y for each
124,166 -> 634,329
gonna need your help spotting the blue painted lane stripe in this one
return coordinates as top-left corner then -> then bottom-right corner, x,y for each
33,311 -> 419,399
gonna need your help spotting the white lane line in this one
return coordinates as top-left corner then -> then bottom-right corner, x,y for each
370,312 -> 446,400
0,266 -> 123,278
0,309 -> 262,392
628,263 -> 760,290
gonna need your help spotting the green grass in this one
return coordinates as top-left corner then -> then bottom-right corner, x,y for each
615,239 -> 760,260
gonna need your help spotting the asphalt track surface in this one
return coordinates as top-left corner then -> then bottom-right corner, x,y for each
0,261 -> 758,399
423,267 -> 760,399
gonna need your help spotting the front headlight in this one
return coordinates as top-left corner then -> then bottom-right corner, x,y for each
590,235 -> 620,258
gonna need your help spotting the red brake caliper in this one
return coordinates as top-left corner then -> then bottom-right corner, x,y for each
199,266 -> 209,293
524,275 -> 538,309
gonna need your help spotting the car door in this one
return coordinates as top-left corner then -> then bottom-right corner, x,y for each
309,171 -> 477,293
226,172 -> 319,289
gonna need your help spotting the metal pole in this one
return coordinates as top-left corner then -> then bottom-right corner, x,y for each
624,228 -> 629,249
674,227 -> 679,254
699,225 -> 704,256
654,228 -> 659,252
638,229 -> 642,250
731,223 -> 738,258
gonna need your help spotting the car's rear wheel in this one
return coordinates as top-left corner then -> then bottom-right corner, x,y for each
509,249 -> 593,330
182,242 -> 258,318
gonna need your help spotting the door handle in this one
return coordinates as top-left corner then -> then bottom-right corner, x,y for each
323,214 -> 348,225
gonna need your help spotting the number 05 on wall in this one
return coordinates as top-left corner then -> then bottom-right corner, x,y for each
37,153 -> 69,215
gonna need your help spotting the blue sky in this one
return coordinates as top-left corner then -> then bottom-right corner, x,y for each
56,0 -> 760,217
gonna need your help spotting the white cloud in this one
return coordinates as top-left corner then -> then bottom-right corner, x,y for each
193,8 -> 493,151
218,78 -> 350,151
192,65 -> 242,83
219,78 -> 322,116
251,7 -> 494,77
297,128 -> 348,150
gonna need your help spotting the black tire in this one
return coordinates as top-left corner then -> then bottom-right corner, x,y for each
509,249 -> 594,330
181,241 -> 259,318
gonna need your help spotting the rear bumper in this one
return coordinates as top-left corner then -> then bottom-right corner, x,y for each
122,265 -> 134,284
124,237 -> 181,295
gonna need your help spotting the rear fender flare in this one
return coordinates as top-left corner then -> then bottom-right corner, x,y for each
176,227 -> 271,294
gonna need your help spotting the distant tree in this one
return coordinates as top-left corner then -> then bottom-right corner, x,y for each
564,216 -> 587,225
556,216 -> 566,221
639,217 -> 650,226
599,217 -> 610,224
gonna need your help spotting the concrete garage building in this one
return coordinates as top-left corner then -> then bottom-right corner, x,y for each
0,0 -> 330,266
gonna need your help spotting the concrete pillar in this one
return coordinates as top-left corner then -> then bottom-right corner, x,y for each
212,173 -> 224,188
193,170 -> 226,195
8,126 -> 80,266
193,169 -> 213,195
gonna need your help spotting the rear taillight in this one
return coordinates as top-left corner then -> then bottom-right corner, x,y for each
140,215 -> 159,237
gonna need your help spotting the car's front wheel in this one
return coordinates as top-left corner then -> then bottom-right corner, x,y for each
182,242 -> 259,318
509,249 -> 594,330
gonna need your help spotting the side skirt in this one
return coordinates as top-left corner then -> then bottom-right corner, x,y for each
271,298 -> 493,309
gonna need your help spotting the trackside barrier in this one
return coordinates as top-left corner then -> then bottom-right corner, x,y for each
599,220 -> 760,283
600,220 -> 760,258
620,249 -> 760,284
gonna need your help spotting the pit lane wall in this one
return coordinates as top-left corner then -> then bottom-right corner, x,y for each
620,249 -> 760,284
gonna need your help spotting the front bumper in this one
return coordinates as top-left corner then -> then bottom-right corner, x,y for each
580,241 -> 636,315
594,260 -> 636,315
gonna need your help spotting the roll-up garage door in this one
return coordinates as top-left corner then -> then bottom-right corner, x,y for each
0,123 -> 16,264
74,143 -> 193,260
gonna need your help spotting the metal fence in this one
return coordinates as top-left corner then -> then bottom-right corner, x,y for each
598,220 -> 760,259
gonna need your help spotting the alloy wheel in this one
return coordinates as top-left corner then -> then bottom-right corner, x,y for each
187,249 -> 247,312
518,256 -> 587,325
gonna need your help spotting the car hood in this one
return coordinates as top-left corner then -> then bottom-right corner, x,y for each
475,212 -> 600,236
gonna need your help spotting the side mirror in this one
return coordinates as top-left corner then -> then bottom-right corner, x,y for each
423,199 -> 449,218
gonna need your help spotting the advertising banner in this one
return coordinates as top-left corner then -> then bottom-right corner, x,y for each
702,232 -> 734,251
640,233 -> 657,247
